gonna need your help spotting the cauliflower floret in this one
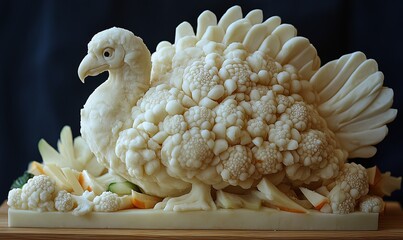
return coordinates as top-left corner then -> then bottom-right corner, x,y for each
20,175 -> 56,212
182,55 -> 223,103
116,128 -> 161,178
335,163 -> 369,199
93,191 -> 133,212
246,51 -> 281,86
359,195 -> 384,213
71,190 -> 96,216
329,185 -> 355,214
284,129 -> 343,184
214,98 -> 246,128
7,188 -> 26,210
93,191 -> 120,212
295,129 -> 328,167
213,99 -> 246,143
276,94 -> 295,114
327,163 -> 369,214
246,118 -> 268,138
275,71 -> 292,94
250,91 -> 277,124
268,120 -> 300,151
151,42 -> 175,84
252,142 -> 283,175
282,102 -> 310,131
217,145 -> 256,187
161,115 -> 188,135
162,128 -> 215,172
250,85 -> 270,100
219,58 -> 254,95
136,85 -> 190,124
184,106 -> 215,130
54,190 -> 97,215
54,190 -> 74,212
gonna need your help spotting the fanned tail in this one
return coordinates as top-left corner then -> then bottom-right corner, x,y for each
310,52 -> 397,158
152,6 -> 320,84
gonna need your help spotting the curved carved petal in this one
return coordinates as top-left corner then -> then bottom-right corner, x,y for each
314,52 -> 396,159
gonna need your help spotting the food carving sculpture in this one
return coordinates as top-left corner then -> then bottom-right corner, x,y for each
7,6 -> 402,229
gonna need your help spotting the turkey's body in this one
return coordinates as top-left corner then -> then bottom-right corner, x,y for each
78,7 -> 396,211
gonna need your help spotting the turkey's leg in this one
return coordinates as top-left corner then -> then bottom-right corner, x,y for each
154,182 -> 216,211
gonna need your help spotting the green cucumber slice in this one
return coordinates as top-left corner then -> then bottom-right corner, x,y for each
108,181 -> 140,195
11,172 -> 34,189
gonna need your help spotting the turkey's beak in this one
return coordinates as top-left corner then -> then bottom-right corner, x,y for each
78,53 -> 109,83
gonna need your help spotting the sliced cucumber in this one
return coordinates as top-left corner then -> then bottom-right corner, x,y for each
108,181 -> 140,195
11,172 -> 34,189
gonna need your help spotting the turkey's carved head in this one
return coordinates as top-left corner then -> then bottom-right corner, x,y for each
78,27 -> 150,83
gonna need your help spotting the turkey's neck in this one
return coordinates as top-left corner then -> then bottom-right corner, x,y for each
109,64 -> 150,105
81,63 -> 150,167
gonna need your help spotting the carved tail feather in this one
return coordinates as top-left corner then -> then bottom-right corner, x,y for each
310,52 -> 397,158
152,6 -> 320,85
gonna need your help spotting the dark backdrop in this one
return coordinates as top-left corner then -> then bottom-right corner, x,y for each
0,0 -> 402,204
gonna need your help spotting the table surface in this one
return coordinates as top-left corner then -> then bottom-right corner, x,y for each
0,201 -> 402,240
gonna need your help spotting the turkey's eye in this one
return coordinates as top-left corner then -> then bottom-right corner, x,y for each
103,48 -> 113,58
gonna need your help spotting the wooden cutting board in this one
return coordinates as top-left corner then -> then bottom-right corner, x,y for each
0,201 -> 402,239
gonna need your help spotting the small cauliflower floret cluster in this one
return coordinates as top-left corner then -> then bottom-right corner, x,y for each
359,195 -> 384,213
328,163 -> 369,214
116,127 -> 162,179
93,191 -> 133,212
161,128 -> 219,183
252,142 -> 283,175
8,175 -> 56,212
284,129 -> 343,184
217,145 -> 255,188
54,190 -> 97,216
128,40 -> 347,190
184,106 -> 215,130
182,57 -> 222,103
8,175 -> 132,215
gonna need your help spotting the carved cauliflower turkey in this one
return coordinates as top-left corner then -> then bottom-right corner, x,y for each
78,6 -> 396,212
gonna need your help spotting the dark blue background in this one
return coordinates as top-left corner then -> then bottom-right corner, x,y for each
0,0 -> 401,204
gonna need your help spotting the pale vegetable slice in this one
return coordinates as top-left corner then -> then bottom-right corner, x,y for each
108,181 -> 140,196
265,170 -> 286,186
257,178 -> 308,213
215,190 -> 261,210
58,126 -> 77,168
73,136 -> 94,166
78,170 -> 105,195
299,187 -> 329,210
370,172 -> 402,197
315,186 -> 330,197
61,168 -> 84,195
131,190 -> 161,209
28,161 -> 45,176
84,157 -> 105,177
43,163 -> 72,191
96,172 -> 127,189
38,139 -> 63,165
366,166 -> 382,186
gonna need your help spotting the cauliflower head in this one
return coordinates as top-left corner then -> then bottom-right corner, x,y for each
117,37 -> 347,191
8,175 -> 56,212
